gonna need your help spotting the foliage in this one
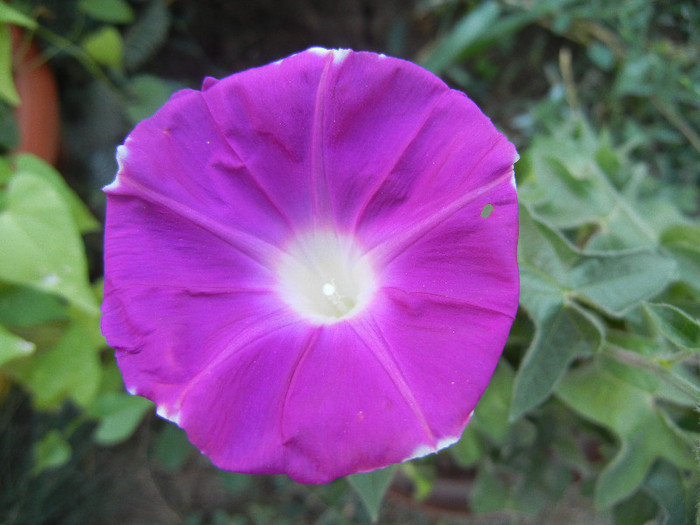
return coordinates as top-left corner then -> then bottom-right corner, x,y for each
1,0 -> 699,524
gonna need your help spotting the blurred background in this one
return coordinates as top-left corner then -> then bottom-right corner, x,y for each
1,1 -> 699,524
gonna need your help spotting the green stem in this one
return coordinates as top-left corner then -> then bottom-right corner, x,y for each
33,26 -> 113,88
608,345 -> 700,403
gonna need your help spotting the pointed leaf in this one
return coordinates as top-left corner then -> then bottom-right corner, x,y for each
154,424 -> 193,471
33,430 -> 71,474
450,425 -> 484,467
423,1 -> 501,75
643,461 -> 695,525
14,154 -> 100,233
82,26 -> 124,69
347,465 -> 396,522
16,313 -> 103,409
660,224 -> 700,291
571,249 -> 675,316
0,285 -> 67,327
519,205 -> 674,318
645,303 -> 700,352
0,172 -> 98,313
89,392 -> 153,444
511,304 -> 602,419
556,358 -> 696,508
0,4 -> 38,28
0,24 -> 20,106
473,361 -> 515,442
518,205 -> 574,320
0,324 -> 34,366
520,120 -> 660,250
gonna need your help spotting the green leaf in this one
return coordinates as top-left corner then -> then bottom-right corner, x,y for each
660,224 -> 700,291
0,24 -> 20,106
82,26 -> 124,69
154,424 -> 193,471
125,74 -> 177,124
13,154 -> 100,233
33,430 -> 71,474
0,3 -> 38,28
571,249 -> 675,316
511,304 -> 602,419
89,392 -> 153,445
645,303 -> 700,351
0,323 -> 34,366
470,464 -> 510,513
218,471 -> 253,495
519,205 -> 675,319
347,465 -> 396,522
423,1 -> 501,75
606,336 -> 700,408
643,461 -> 695,525
556,358 -> 696,509
516,205 -> 677,419
0,102 -> 20,150
0,171 -> 98,313
450,424 -> 484,467
612,490 -> 659,525
519,120 -> 667,251
398,461 -> 434,500
79,0 -> 134,24
473,361 -> 515,442
0,284 -> 68,327
518,206 -> 576,320
17,313 -> 103,409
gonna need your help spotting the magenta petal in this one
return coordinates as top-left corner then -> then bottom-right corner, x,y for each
179,322 -> 439,483
102,47 -> 519,484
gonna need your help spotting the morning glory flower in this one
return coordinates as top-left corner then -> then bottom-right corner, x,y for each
101,47 -> 519,484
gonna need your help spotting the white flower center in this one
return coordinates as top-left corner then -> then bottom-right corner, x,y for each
277,231 -> 376,324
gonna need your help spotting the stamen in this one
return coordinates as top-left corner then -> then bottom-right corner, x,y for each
277,231 -> 376,324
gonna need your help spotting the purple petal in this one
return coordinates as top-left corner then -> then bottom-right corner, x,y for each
102,47 -> 519,484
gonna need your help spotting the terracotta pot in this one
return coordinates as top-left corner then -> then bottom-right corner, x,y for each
11,26 -> 60,165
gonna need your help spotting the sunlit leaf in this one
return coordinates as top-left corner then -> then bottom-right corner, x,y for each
0,3 -> 38,28
13,154 -> 100,233
0,171 -> 98,313
17,312 -> 103,409
0,324 -> 34,366
82,26 -> 124,69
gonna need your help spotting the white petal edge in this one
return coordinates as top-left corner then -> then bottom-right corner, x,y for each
305,46 -> 351,64
403,434 -> 462,462
104,143 -> 130,192
156,404 -> 182,425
